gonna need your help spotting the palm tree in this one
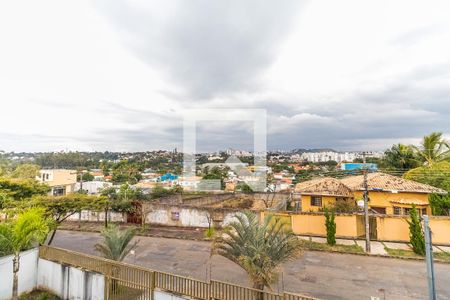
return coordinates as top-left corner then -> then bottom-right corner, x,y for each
95,225 -> 138,261
212,211 -> 302,296
383,144 -> 419,170
412,132 -> 449,166
0,208 -> 50,300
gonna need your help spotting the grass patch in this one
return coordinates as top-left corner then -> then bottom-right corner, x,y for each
434,251 -> 450,262
19,289 -> 61,300
385,247 -> 450,262
384,247 -> 422,258
299,239 -> 364,254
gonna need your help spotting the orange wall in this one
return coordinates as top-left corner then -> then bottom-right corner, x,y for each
429,218 -> 450,244
353,191 -> 431,215
300,195 -> 337,212
291,214 -> 359,238
276,212 -> 450,245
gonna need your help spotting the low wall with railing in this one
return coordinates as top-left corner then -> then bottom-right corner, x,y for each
39,245 -> 317,300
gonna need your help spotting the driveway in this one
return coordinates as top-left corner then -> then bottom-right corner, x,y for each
52,230 -> 450,300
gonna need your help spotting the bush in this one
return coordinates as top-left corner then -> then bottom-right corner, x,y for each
204,227 -> 215,239
324,208 -> 336,246
428,193 -> 450,216
19,289 -> 61,300
332,200 -> 357,213
407,205 -> 425,255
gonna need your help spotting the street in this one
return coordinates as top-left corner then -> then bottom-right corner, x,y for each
52,230 -> 450,299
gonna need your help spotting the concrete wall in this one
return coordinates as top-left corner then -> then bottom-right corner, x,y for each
0,248 -> 104,300
66,210 -> 126,223
145,204 -> 238,228
0,248 -> 38,299
37,258 -> 104,300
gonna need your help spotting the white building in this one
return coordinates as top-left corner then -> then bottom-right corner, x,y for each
74,181 -> 112,195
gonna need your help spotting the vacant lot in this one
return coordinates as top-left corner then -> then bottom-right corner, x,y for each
53,230 -> 450,300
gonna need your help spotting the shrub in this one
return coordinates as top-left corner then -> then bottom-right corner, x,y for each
204,227 -> 216,239
332,200 -> 357,213
324,208 -> 336,246
407,205 -> 425,255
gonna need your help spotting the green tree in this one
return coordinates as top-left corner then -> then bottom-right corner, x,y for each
0,177 -> 50,200
237,182 -> 253,193
383,144 -> 419,170
111,161 -> 142,184
0,208 -> 51,300
212,211 -> 302,294
202,167 -> 228,190
0,155 -> 11,177
95,225 -> 138,261
412,132 -> 449,166
78,172 -> 94,182
428,193 -> 450,216
404,161 -> 450,192
10,164 -> 40,179
324,208 -> 336,246
26,194 -> 106,244
407,205 -> 425,255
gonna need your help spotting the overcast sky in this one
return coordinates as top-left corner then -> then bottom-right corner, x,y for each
1,0 -> 449,152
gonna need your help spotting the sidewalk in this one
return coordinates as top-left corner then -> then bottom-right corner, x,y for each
301,235 -> 450,256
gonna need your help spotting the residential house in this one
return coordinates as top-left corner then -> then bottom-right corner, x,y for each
294,172 -> 446,215
295,177 -> 354,212
74,181 -> 112,195
36,169 -> 77,196
340,173 -> 445,215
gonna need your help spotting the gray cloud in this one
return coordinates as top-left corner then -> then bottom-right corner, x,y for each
95,0 -> 304,99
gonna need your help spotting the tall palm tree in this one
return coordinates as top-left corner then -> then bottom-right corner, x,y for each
412,132 -> 449,166
95,225 -> 138,261
212,211 -> 302,295
383,143 -> 419,170
0,208 -> 50,300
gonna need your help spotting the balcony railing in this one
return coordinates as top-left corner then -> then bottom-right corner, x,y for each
39,245 -> 316,300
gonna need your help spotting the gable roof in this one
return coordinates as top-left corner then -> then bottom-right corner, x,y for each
340,172 -> 447,194
295,177 -> 353,197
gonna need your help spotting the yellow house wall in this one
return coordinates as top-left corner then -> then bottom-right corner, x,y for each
376,216 -> 450,245
300,195 -> 337,212
353,191 -> 431,215
291,214 -> 358,238
376,216 -> 409,242
429,219 -> 450,245
282,212 -> 450,245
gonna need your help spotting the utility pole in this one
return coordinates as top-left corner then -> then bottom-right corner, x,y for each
363,152 -> 371,253
423,215 -> 436,300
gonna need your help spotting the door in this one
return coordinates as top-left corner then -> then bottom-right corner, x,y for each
126,201 -> 142,224
369,216 -> 377,240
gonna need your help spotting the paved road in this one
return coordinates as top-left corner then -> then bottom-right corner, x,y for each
52,230 -> 450,300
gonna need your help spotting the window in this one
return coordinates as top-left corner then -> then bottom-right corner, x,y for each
52,186 -> 66,196
371,207 -> 386,214
393,206 -> 402,215
310,196 -> 322,207
403,207 -> 412,216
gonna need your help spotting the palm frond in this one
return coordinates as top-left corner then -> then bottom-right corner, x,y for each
212,211 -> 302,290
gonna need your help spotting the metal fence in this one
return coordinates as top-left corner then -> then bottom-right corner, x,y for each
39,245 -> 316,300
